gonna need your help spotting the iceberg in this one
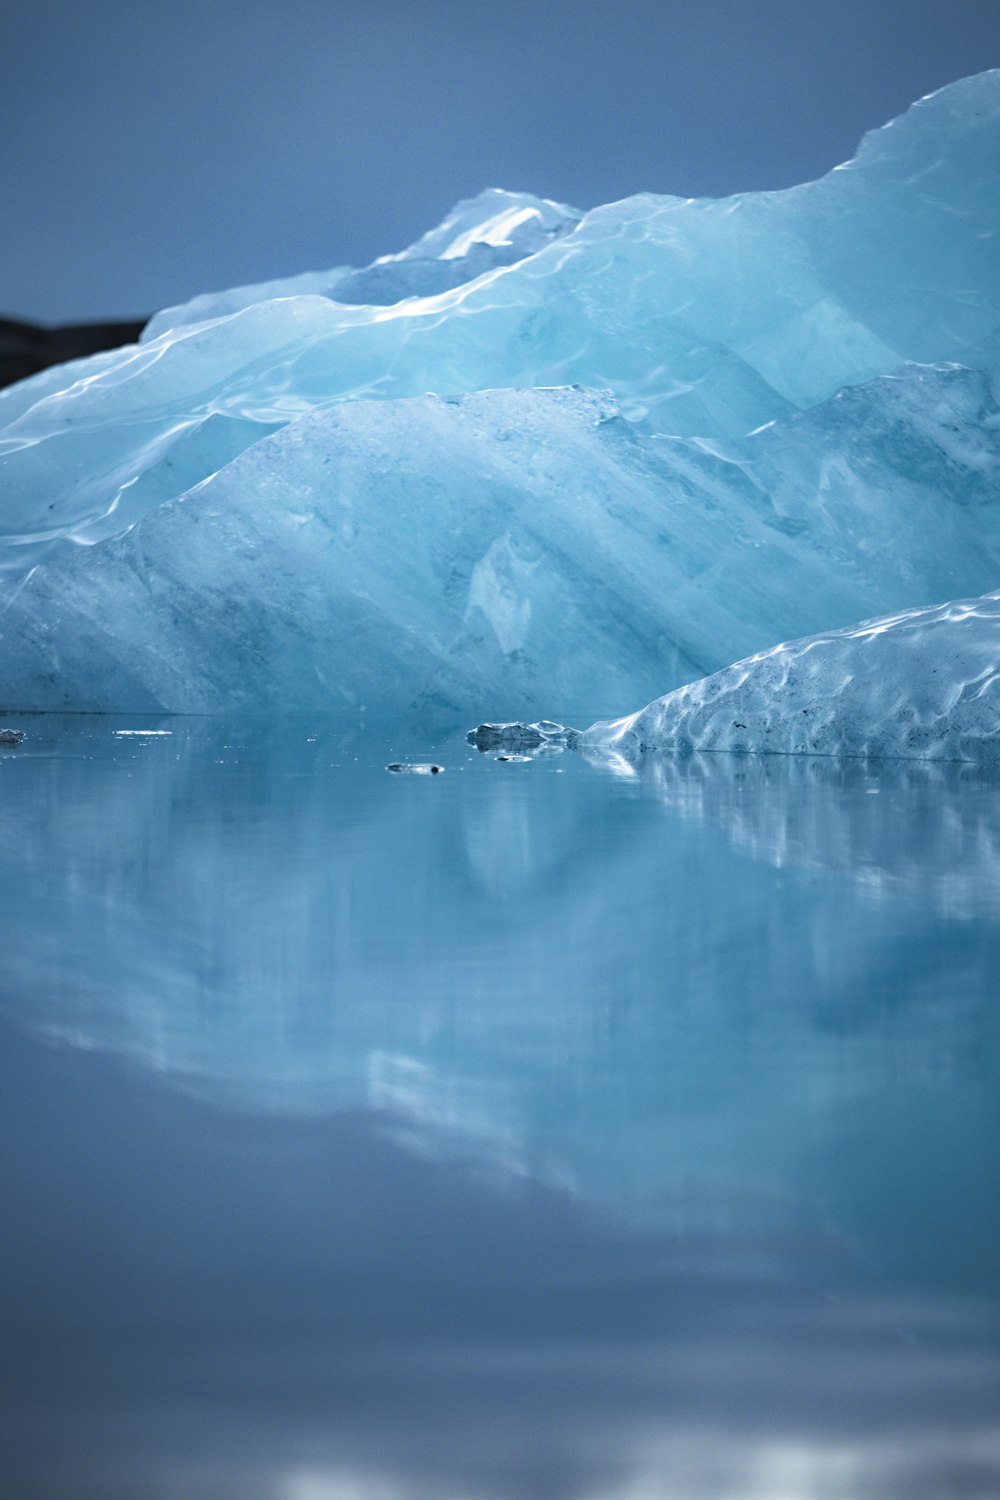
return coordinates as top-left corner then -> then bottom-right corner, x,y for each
3,369 -> 1000,718
582,590 -> 1000,765
1,71 -> 1000,719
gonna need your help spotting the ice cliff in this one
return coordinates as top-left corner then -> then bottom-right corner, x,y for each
1,70 -> 1000,726
3,370 -> 1000,719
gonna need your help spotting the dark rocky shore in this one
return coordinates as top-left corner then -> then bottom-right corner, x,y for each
0,316 -> 146,390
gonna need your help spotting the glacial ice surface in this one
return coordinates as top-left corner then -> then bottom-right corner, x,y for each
3,369 -> 1000,718
583,591 -> 1000,765
2,71 -> 1000,721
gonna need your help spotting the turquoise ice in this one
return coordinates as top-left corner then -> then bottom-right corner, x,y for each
1,70 -> 1000,721
2,368 -> 1000,720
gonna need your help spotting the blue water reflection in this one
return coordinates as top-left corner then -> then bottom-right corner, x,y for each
0,719 -> 997,1498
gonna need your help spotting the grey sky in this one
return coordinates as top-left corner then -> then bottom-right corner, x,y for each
2,2 -> 999,323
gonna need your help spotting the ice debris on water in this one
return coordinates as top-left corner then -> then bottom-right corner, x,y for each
2,74 -> 1000,735
0,728 -> 24,746
468,722 -> 579,752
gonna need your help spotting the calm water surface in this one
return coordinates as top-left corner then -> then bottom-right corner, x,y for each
0,718 -> 998,1500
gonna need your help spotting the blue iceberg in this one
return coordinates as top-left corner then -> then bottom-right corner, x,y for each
1,70 -> 1000,727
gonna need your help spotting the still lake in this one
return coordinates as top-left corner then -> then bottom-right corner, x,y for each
1,718 -> 998,1499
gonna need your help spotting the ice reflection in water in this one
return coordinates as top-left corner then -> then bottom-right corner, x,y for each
590,748 -> 1000,918
0,718 -> 998,1499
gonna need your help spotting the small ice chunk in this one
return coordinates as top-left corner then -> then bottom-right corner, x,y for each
468,722 -> 580,752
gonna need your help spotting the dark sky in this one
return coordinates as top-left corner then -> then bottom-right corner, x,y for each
3,0 -> 1000,323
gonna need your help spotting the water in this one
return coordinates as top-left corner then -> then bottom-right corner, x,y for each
0,719 -> 998,1499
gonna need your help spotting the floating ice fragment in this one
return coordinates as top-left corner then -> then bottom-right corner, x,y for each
468,722 -> 580,752
583,590 -> 1000,765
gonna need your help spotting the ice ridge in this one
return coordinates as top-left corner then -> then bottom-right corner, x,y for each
3,69 -> 1000,560
142,189 -> 582,338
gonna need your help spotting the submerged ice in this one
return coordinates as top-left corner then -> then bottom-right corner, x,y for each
2,71 -> 1000,729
